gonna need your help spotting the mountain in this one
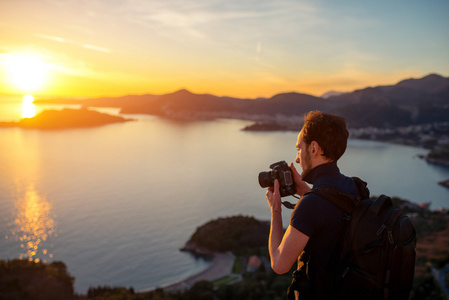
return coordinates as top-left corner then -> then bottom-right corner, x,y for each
325,74 -> 449,127
395,74 -> 449,93
34,73 -> 449,128
118,89 -> 246,118
116,89 -> 329,122
321,90 -> 346,99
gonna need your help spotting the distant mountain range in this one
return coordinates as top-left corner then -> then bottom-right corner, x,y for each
35,73 -> 449,128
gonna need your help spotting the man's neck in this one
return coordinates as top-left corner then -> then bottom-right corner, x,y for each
303,161 -> 338,185
311,157 -> 333,170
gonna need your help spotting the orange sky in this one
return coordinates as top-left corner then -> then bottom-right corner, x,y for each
1,0 -> 448,99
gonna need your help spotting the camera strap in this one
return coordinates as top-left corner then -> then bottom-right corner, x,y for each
281,197 -> 299,209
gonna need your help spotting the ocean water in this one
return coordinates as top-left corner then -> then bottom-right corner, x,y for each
1,98 -> 448,293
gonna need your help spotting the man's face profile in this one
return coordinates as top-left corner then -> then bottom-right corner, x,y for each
296,131 -> 313,177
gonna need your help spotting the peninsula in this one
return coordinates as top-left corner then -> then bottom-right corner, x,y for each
181,215 -> 270,255
0,108 -> 131,130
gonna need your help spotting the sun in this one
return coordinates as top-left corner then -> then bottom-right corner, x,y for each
22,94 -> 36,118
4,52 -> 49,92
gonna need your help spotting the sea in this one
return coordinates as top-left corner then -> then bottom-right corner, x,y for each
1,95 -> 449,294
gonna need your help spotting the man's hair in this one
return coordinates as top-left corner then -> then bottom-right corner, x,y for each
301,111 -> 349,161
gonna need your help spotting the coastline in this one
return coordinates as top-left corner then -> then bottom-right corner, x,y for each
439,179 -> 449,189
142,252 -> 235,292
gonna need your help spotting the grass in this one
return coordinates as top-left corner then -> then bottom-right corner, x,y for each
212,275 -> 241,286
232,256 -> 242,274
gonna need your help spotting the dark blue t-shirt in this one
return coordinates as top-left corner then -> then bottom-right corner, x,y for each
290,162 -> 357,269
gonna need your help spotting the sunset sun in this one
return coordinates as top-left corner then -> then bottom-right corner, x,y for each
4,53 -> 49,92
22,94 -> 36,118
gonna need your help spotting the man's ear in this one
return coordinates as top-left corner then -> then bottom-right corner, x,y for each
310,141 -> 321,157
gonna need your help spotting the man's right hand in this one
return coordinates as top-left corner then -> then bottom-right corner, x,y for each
266,179 -> 282,214
290,163 -> 311,197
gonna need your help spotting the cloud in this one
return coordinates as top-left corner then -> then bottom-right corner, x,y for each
114,0 -> 322,41
35,33 -> 111,54
83,44 -> 112,53
35,34 -> 68,43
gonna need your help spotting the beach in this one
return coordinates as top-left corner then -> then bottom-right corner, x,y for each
155,252 -> 235,292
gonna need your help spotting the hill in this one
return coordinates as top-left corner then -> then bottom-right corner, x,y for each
33,73 -> 449,129
327,74 -> 449,127
181,215 -> 270,255
0,260 -> 74,300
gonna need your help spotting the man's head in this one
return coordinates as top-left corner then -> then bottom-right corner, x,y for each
295,111 -> 348,176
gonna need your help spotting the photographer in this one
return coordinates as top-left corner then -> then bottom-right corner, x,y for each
265,111 -> 357,300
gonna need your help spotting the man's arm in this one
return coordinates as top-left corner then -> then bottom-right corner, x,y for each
266,180 -> 310,274
269,222 -> 309,274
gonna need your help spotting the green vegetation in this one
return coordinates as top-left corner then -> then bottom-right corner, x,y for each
183,215 -> 270,255
2,201 -> 448,300
0,259 -> 74,300
212,275 -> 240,286
232,256 -> 243,274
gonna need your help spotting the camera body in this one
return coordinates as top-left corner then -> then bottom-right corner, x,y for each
258,161 -> 297,197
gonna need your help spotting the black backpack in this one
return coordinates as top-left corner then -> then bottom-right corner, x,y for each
287,177 -> 416,300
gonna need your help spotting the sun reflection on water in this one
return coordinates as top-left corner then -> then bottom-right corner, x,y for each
22,94 -> 36,118
12,186 -> 56,262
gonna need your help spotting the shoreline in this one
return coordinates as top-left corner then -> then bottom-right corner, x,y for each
141,252 -> 235,293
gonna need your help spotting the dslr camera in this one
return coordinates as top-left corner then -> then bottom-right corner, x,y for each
258,161 -> 297,197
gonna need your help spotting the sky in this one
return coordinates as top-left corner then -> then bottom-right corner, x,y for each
0,0 -> 448,99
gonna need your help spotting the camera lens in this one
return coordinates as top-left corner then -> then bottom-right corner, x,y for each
258,171 -> 273,188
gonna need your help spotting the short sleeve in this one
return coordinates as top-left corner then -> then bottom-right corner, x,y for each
290,194 -> 321,237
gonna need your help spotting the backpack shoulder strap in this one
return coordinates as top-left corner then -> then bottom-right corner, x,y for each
351,177 -> 392,215
282,177 -> 370,211
352,177 -> 370,199
369,194 -> 393,216
304,185 -> 358,214
303,177 -> 370,214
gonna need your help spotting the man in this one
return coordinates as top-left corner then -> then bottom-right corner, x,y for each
265,111 -> 358,299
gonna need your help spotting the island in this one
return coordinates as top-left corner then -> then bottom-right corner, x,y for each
0,108 -> 132,130
241,122 -> 291,131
